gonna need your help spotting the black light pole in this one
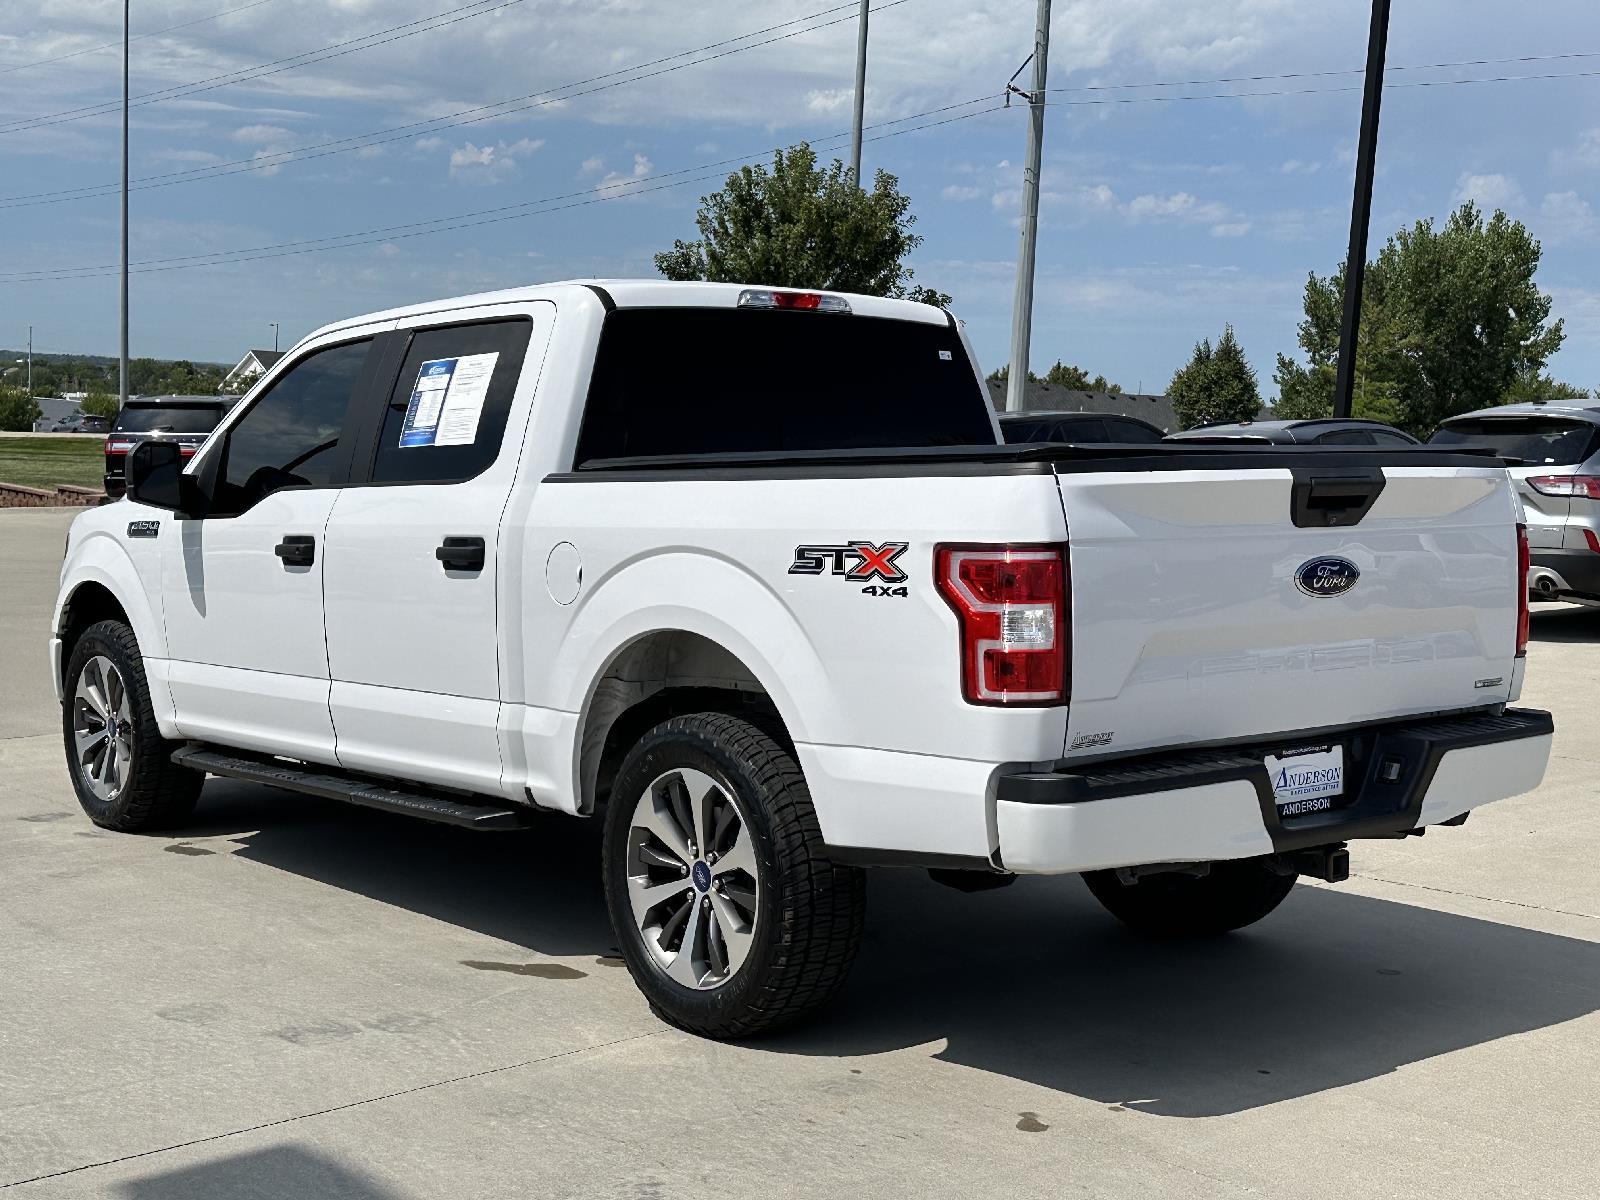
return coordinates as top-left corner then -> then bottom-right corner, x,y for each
1333,0 -> 1392,418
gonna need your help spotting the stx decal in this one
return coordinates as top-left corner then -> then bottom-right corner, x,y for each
789,541 -> 910,584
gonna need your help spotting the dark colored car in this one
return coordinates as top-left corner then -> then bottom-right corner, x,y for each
79,415 -> 112,434
1165,418 -> 1419,446
998,411 -> 1167,444
104,396 -> 232,498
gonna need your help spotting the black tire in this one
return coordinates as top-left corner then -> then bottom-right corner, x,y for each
1082,858 -> 1297,937
601,712 -> 865,1039
62,620 -> 203,832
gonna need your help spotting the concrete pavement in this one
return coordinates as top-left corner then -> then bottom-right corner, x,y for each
1,507 -> 1596,1198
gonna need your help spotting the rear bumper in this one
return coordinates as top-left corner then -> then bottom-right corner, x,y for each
995,708 -> 1553,874
1530,549 -> 1600,601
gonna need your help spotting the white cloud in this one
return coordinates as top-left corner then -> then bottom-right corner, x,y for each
1210,221 -> 1252,238
1554,128 -> 1600,174
1540,191 -> 1599,243
1279,158 -> 1321,176
942,184 -> 984,201
597,152 -> 654,194
413,136 -> 445,151
805,88 -> 853,115
232,124 -> 295,145
1453,171 -> 1528,213
445,137 -> 544,182
578,155 -> 606,176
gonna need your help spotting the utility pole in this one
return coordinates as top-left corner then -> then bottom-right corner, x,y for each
119,0 -> 130,411
849,0 -> 869,185
1005,0 -> 1051,414
1332,0 -> 1391,419
26,325 -> 32,396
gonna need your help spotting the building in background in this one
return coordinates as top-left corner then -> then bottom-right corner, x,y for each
221,349 -> 285,394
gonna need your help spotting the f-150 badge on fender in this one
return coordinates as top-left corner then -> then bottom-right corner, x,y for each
1295,555 -> 1360,598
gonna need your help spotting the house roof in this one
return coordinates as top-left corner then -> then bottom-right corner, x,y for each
249,350 -> 285,369
985,379 -> 1177,432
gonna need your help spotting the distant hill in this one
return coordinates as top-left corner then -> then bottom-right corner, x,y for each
0,350 -> 230,398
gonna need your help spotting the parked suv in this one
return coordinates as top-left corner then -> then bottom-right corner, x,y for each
1431,402 -> 1600,604
1168,418 -> 1419,446
103,396 -> 233,498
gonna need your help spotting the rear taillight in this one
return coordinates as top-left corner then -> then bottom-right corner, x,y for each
935,544 -> 1069,705
105,438 -> 135,454
179,445 -> 197,457
1527,475 -> 1600,499
1517,522 -> 1530,658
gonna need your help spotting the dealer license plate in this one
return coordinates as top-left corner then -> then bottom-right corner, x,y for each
1264,744 -> 1345,816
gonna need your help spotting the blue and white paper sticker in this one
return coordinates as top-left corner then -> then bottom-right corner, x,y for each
398,352 -> 499,448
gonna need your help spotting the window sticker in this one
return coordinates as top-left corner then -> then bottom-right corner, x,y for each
397,352 -> 500,448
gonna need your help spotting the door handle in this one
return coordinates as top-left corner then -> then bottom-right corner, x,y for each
436,535 -> 486,573
274,535 -> 316,567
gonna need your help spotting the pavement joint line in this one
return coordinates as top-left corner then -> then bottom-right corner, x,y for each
0,1028 -> 670,1191
1349,871 -> 1599,924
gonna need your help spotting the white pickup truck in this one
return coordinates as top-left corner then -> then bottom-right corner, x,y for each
52,280 -> 1553,1037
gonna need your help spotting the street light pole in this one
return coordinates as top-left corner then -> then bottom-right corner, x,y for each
849,0 -> 869,185
1332,0 -> 1392,419
119,0 -> 130,411
1005,0 -> 1051,414
270,322 -> 279,352
26,325 -> 32,396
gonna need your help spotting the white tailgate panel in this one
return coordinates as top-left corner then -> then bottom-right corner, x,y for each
1061,467 -> 1521,759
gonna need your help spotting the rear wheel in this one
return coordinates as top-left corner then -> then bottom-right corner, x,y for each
601,712 -> 865,1039
62,620 -> 202,831
1082,858 -> 1297,937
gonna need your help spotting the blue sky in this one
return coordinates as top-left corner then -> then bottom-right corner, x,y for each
2,0 -> 1597,396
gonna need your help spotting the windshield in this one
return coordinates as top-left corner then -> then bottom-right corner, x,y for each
575,308 -> 996,464
111,404 -> 221,434
1429,417 -> 1599,465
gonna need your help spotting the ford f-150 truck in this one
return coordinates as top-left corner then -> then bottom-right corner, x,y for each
52,280 -> 1553,1038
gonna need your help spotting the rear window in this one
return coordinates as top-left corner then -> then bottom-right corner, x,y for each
1429,417 -> 1600,465
573,308 -> 996,465
112,404 -> 221,434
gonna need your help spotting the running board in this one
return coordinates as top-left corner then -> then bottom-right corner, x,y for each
171,746 -> 536,831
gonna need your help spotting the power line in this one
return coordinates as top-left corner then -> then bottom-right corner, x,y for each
0,0 -> 280,76
0,0 -> 906,207
0,38 -> 1582,209
0,0 -> 528,135
0,100 -> 1006,283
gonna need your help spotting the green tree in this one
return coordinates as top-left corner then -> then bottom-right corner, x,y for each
0,388 -> 43,431
1168,325 -> 1261,429
1274,203 -> 1564,435
80,392 -> 120,419
655,143 -> 950,306
1043,361 -> 1122,392
1504,371 -> 1589,404
985,364 -> 1039,386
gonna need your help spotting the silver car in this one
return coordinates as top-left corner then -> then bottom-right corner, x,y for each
1430,401 -> 1600,604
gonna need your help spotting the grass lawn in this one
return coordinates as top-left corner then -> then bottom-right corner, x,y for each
0,437 -> 104,491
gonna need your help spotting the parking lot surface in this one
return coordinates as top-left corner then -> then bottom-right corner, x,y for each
2,506 -> 1596,1198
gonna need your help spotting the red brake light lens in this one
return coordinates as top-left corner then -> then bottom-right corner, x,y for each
1517,522 -> 1530,658
105,439 -> 135,454
1528,475 -> 1600,499
936,544 -> 1069,705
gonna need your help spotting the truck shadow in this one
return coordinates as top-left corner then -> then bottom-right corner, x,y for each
118,1145 -> 405,1200
197,779 -> 1600,1119
1529,603 -> 1600,643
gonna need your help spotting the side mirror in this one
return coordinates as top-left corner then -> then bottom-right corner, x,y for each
127,441 -> 190,513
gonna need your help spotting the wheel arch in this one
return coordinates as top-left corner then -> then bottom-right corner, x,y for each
575,629 -> 796,816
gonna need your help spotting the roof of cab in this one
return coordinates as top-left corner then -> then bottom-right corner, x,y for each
301,279 -> 950,348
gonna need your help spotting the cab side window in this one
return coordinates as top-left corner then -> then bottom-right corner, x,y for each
212,338 -> 374,515
368,319 -> 533,485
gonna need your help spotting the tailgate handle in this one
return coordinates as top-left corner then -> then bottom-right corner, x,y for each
1290,468 -> 1386,528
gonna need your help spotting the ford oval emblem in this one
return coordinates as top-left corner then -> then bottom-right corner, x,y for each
1295,556 -> 1360,598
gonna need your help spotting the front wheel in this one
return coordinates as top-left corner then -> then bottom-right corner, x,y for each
62,620 -> 203,831
1082,858 -> 1297,937
601,712 -> 865,1039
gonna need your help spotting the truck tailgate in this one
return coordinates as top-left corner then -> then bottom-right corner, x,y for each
1058,463 -> 1522,760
